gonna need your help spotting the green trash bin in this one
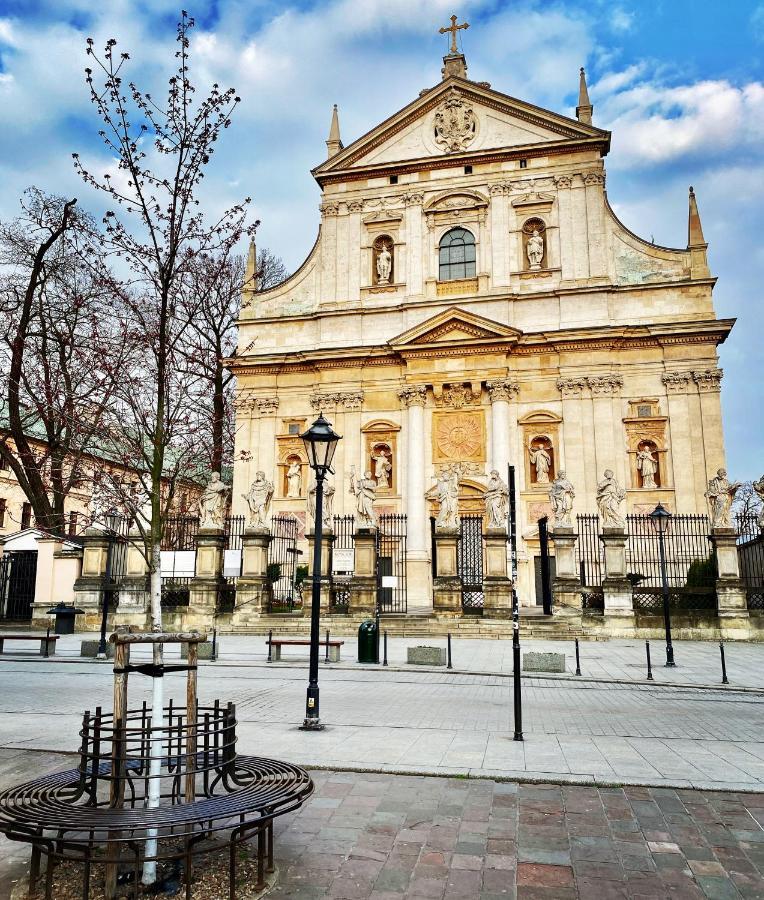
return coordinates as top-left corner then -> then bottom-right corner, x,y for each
357,619 -> 378,664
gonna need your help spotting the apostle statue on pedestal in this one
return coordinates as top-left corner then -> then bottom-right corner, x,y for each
636,446 -> 658,489
549,471 -> 575,528
484,470 -> 509,530
243,471 -> 274,530
308,477 -> 335,531
350,468 -> 377,528
198,471 -> 230,530
705,468 -> 741,529
434,468 -> 460,530
286,460 -> 302,498
596,469 -> 626,528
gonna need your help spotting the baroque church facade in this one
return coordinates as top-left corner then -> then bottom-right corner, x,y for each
229,39 -> 731,610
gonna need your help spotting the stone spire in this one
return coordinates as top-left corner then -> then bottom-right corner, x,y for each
245,236 -> 258,293
326,104 -> 343,158
576,67 -> 593,125
687,186 -> 710,278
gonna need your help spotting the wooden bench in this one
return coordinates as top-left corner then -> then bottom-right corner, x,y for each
0,633 -> 59,656
268,637 -> 345,663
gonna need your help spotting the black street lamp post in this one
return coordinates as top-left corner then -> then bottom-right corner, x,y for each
98,508 -> 121,659
649,502 -> 676,667
300,414 -> 341,729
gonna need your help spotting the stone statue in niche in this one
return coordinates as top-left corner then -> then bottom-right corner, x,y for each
371,444 -> 392,489
198,470 -> 230,529
243,471 -> 274,530
526,228 -> 544,270
596,469 -> 627,527
705,468 -> 741,529
549,471 -> 575,528
376,241 -> 392,285
308,477 -> 335,530
350,467 -> 377,528
434,468 -> 460,529
484,470 -> 508,530
286,459 -> 302,498
636,444 -> 659,489
529,439 -> 552,484
752,475 -> 764,530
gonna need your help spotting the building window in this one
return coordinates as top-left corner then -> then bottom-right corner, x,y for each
439,227 -> 476,281
519,158 -> 528,169
21,502 -> 32,529
288,423 -> 300,435
464,165 -> 473,174
389,174 -> 398,185
68,511 -> 78,536
0,499 -> 5,528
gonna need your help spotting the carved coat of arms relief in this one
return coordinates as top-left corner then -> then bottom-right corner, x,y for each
433,89 -> 477,153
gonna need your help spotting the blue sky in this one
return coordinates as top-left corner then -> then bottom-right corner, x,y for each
1,0 -> 762,476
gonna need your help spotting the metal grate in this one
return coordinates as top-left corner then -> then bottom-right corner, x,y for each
737,513 -> 764,611
267,514 -> 301,613
376,514 -> 407,614
224,515 -> 246,551
576,514 -> 604,587
0,551 -> 37,620
458,515 -> 484,613
161,516 -> 199,551
330,515 -> 355,613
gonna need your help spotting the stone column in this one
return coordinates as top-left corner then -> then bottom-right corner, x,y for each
232,527 -> 271,628
486,379 -> 518,473
550,526 -> 582,613
600,527 -> 634,628
483,528 -> 512,619
350,528 -> 377,616
557,378 -> 588,502
188,528 -> 225,630
72,528 -> 110,629
588,374 -> 624,487
555,175 -> 575,282
304,530 -> 332,616
694,369 -> 726,474
711,526 -> 750,638
662,372 -> 698,511
432,528 -> 462,615
398,385 -> 430,607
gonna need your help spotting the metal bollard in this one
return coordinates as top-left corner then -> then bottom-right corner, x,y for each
574,638 -> 581,676
44,626 -> 50,659
267,629 -> 273,663
512,592 -> 523,742
645,640 -> 653,681
720,641 -> 729,685
211,627 -> 217,662
447,633 -> 453,670
325,629 -> 330,664
383,631 -> 388,667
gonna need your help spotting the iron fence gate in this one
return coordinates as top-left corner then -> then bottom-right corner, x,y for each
458,515 -> 484,613
376,514 -> 407,614
576,514 -> 604,611
737,513 -> 764,610
536,516 -> 552,614
330,515 -> 355,613
219,515 -> 246,613
104,514 -> 130,611
626,513 -> 716,612
0,551 -> 37,620
160,515 -> 199,608
268,514 -> 301,613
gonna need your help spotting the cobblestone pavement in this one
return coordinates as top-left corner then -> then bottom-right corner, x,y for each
18,632 -> 764,690
1,750 -> 763,900
1,656 -> 764,790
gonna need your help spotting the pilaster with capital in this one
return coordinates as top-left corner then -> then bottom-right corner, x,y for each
398,384 -> 430,605
404,192 -> 424,296
695,369 -> 726,479
486,379 -> 519,474
662,371 -> 698,511
556,377 -> 588,503
489,183 -> 511,286
587,375 -> 625,486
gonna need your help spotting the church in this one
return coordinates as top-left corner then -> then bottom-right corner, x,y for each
228,22 -> 732,619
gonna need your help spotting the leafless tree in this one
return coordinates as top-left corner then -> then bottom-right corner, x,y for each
75,15 -> 253,882
0,188 -> 128,533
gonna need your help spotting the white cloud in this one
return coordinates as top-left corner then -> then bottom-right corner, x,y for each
752,4 -> 764,42
609,7 -> 634,34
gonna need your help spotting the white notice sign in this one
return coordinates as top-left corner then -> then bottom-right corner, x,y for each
223,549 -> 242,578
332,548 -> 355,573
381,575 -> 397,589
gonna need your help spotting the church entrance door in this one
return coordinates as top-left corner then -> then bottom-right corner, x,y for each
376,514 -> 407,614
458,515 -> 484,614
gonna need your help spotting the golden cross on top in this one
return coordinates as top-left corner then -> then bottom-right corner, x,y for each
439,14 -> 469,54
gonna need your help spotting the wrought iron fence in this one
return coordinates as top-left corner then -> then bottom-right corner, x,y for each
626,513 -> 716,612
0,551 -> 37,620
377,514 -> 407,614
576,514 -> 604,587
737,513 -> 764,611
330,515 -> 355,613
161,515 -> 199,551
267,514 -> 301,613
224,515 -> 246,551
458,515 -> 485,614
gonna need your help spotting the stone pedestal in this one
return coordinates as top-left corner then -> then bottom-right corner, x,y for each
188,529 -> 225,629
432,528 -> 462,616
304,530 -> 332,616
115,532 -> 150,627
69,529 -> 110,631
550,527 -> 583,613
232,527 -> 271,627
483,528 -> 512,619
600,527 -> 634,622
711,527 -> 749,638
350,529 -> 377,616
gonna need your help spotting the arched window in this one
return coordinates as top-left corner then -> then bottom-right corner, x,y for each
439,227 -> 476,281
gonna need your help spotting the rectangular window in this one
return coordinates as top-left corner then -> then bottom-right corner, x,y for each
389,174 -> 398,185
288,423 -> 300,435
519,159 -> 528,169
464,165 -> 473,174
637,404 -> 652,418
68,511 -> 78,536
21,502 -> 32,529
0,499 -> 5,528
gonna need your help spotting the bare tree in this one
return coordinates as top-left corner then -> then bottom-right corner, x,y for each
0,188 -> 127,533
75,14 -> 253,883
256,246 -> 288,291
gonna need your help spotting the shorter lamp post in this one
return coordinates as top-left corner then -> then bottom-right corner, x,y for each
97,508 -> 121,659
649,503 -> 676,667
300,414 -> 341,729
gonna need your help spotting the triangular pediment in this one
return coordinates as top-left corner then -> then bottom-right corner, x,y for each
314,77 -> 609,181
390,308 -> 522,348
